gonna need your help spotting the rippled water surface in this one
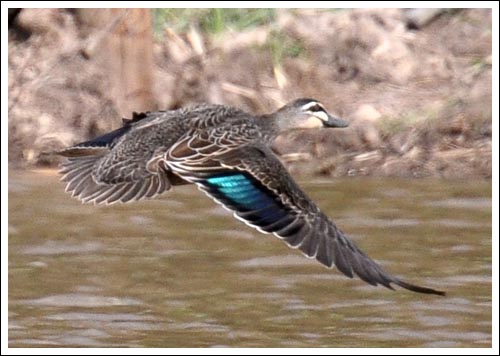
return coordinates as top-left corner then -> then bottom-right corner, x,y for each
8,170 -> 492,347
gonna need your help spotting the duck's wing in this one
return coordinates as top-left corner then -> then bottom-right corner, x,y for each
58,114 -> 184,205
166,138 -> 445,296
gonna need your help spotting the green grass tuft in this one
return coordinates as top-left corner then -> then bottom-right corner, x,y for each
152,9 -> 276,36
264,30 -> 306,66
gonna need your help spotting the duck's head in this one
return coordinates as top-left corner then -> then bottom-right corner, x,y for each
273,98 -> 349,132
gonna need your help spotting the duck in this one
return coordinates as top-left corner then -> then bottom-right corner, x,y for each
57,98 -> 445,296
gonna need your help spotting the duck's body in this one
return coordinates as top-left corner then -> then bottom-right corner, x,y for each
58,99 -> 444,296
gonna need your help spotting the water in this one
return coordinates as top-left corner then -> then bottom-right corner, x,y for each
8,170 -> 492,347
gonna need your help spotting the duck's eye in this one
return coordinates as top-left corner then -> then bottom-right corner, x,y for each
307,104 -> 325,113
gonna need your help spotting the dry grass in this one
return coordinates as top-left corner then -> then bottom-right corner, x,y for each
8,8 -> 492,178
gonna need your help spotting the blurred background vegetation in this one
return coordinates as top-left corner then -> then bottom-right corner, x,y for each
8,8 -> 492,178
152,8 -> 277,34
153,9 -> 306,67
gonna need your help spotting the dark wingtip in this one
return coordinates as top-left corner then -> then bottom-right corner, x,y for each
55,146 -> 109,157
394,279 -> 446,296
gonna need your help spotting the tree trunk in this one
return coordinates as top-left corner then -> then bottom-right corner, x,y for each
76,8 -> 157,118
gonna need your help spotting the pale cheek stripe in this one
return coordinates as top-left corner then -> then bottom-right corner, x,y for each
298,117 -> 323,129
314,111 -> 329,122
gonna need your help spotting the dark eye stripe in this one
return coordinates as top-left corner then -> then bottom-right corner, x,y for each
308,104 -> 325,112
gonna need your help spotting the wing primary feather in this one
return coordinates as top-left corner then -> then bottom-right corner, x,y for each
276,217 -> 305,238
393,279 -> 446,296
259,215 -> 298,233
279,223 -> 311,247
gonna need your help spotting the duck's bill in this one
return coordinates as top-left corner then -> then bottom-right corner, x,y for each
324,114 -> 349,128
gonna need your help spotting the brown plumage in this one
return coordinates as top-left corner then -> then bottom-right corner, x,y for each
58,99 -> 445,296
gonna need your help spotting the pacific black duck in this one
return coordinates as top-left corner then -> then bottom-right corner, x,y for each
58,99 -> 445,296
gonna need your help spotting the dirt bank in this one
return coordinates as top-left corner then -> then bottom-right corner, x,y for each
8,8 -> 492,179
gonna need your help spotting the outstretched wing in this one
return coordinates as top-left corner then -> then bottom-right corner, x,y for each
59,151 -> 174,205
58,114 -> 183,205
166,136 -> 445,295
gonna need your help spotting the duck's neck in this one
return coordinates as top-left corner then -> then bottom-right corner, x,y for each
256,113 -> 282,143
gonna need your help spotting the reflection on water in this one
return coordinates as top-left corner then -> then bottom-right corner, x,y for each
9,170 -> 492,347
